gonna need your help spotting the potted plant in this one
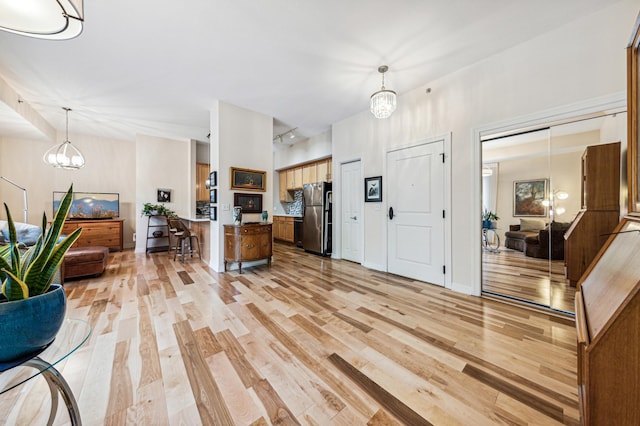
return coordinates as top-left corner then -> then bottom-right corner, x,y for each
0,185 -> 82,362
482,209 -> 499,229
141,202 -> 177,218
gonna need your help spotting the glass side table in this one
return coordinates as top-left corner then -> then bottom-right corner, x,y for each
0,318 -> 91,425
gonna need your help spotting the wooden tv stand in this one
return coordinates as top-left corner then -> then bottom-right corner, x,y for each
61,218 -> 124,251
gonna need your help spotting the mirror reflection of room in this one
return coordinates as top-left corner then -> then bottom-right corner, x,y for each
481,112 -> 626,314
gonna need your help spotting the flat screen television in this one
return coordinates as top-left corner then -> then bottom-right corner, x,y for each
53,192 -> 119,220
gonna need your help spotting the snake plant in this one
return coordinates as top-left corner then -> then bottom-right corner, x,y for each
0,185 -> 82,301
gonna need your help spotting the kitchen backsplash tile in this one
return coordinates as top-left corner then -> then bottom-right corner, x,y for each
287,190 -> 304,215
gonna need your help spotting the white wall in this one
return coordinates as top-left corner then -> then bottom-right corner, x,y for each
209,101 -> 273,272
134,134 -> 191,252
0,132 -> 137,247
331,0 -> 639,295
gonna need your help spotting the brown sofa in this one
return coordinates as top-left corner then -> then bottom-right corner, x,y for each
524,222 -> 571,260
62,246 -> 109,281
504,224 -> 538,252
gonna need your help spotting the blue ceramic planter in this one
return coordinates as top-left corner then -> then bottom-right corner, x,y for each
0,284 -> 66,363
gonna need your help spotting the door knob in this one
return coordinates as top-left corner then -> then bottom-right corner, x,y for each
350,216 -> 357,220
389,207 -> 394,220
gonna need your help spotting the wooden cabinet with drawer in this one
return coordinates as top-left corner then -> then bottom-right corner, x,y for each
273,216 -> 294,243
61,218 -> 124,251
224,223 -> 272,273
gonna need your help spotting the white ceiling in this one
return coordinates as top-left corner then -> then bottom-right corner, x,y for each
0,0 -> 623,144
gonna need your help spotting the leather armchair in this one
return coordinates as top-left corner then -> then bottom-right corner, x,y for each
524,222 -> 571,260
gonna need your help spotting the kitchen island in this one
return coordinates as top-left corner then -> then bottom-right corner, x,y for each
179,216 -> 210,262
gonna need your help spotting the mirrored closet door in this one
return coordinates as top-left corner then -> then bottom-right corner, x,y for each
481,112 -> 627,313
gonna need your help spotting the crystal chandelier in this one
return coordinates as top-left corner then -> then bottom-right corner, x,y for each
43,107 -> 85,170
0,0 -> 84,40
370,65 -> 397,119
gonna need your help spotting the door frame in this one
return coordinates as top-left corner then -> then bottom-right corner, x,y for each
384,133 -> 452,289
334,157 -> 364,263
340,159 -> 364,264
472,93 -> 626,297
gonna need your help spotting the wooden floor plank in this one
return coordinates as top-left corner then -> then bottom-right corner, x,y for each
2,243 -> 579,425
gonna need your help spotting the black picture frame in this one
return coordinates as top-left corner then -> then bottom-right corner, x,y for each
233,192 -> 263,213
364,176 -> 382,202
210,188 -> 217,203
210,205 -> 217,221
209,171 -> 217,188
513,178 -> 548,217
157,188 -> 171,203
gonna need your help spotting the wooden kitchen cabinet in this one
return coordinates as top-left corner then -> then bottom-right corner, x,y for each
294,167 -> 303,189
62,218 -> 124,251
286,169 -> 295,190
302,163 -> 317,186
273,216 -> 294,243
317,160 -> 329,182
224,223 -> 272,273
279,171 -> 293,202
196,162 -> 210,201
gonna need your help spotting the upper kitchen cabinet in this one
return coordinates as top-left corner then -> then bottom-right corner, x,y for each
279,172 -> 293,202
196,162 -> 210,201
302,163 -> 317,186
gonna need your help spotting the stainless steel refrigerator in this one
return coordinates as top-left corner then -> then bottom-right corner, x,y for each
302,182 -> 332,256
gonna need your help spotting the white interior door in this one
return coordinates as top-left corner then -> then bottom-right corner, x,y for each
387,141 -> 445,285
341,160 -> 362,263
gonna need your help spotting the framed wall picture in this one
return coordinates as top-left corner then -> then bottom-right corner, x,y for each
233,192 -> 263,213
157,188 -> 171,203
230,167 -> 266,192
210,188 -> 217,203
209,171 -> 217,188
513,179 -> 548,217
364,176 -> 382,202
210,205 -> 217,221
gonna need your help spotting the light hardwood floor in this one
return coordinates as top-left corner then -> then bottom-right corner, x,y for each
1,243 -> 579,425
482,248 -> 576,314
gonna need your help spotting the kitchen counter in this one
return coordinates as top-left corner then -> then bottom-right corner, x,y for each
273,213 -> 303,218
180,216 -> 210,222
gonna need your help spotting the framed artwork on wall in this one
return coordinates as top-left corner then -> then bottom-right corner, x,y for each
209,171 -> 217,188
233,192 -> 263,213
210,205 -> 217,221
364,176 -> 382,202
230,167 -> 266,192
157,188 -> 171,203
210,188 -> 217,203
513,179 -> 548,217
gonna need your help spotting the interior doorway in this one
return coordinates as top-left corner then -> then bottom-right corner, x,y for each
340,160 -> 362,263
387,140 -> 446,286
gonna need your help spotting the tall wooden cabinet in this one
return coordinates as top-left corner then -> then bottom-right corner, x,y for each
224,223 -> 272,273
564,142 -> 620,286
573,18 -> 640,424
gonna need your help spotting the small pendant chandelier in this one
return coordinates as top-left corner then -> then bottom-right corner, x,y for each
370,65 -> 397,119
43,107 -> 85,170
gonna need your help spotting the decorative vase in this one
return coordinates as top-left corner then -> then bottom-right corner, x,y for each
0,284 -> 66,363
233,207 -> 242,225
261,210 -> 268,222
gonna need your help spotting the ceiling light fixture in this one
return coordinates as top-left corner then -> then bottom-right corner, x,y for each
43,107 -> 85,170
370,65 -> 397,119
0,0 -> 84,40
273,127 -> 298,143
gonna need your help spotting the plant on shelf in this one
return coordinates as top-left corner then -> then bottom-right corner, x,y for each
141,202 -> 177,218
0,185 -> 83,362
482,209 -> 499,229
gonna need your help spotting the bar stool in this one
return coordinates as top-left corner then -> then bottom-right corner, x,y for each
168,219 -> 201,262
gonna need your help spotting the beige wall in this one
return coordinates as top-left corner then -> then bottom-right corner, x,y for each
0,132 -> 136,248
331,1 -> 637,295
